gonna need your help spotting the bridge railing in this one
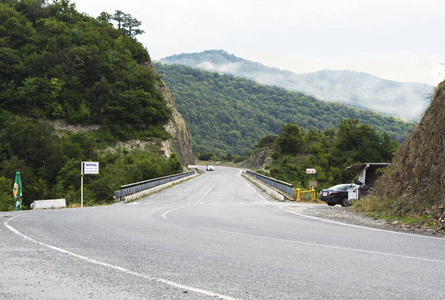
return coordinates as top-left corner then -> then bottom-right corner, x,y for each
113,171 -> 196,200
244,170 -> 294,198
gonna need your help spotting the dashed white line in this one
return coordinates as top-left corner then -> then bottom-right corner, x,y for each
162,171 -> 224,219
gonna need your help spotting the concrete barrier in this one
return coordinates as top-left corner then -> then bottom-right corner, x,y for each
32,199 -> 66,210
242,172 -> 285,201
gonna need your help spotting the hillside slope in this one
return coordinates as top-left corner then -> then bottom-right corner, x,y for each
374,81 -> 445,219
160,50 -> 433,121
0,1 -> 194,209
154,62 -> 414,156
0,0 -> 193,165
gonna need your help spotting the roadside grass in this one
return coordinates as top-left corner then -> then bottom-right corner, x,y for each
352,195 -> 435,227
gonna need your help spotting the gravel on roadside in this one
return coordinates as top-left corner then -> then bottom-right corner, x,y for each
286,203 -> 445,238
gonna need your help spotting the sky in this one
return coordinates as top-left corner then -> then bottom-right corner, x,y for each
72,0 -> 445,86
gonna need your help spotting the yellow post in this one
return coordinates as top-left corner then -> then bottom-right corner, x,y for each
311,186 -> 315,201
295,188 -> 300,201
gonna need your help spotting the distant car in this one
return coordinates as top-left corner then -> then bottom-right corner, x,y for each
206,163 -> 214,171
320,184 -> 353,207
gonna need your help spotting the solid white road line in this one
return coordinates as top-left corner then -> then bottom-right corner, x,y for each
205,227 -> 445,264
4,217 -> 237,300
241,173 -> 445,240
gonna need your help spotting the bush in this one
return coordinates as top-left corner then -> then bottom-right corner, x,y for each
0,176 -> 14,211
198,152 -> 215,161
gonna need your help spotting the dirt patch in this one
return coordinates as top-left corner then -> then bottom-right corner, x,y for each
289,203 -> 445,238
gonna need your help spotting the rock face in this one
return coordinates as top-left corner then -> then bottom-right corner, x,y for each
242,146 -> 273,169
375,81 -> 445,215
150,64 -> 195,166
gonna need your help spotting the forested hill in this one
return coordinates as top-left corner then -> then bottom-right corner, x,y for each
0,1 -> 184,210
160,50 -> 433,122
153,62 -> 414,156
0,0 -> 170,139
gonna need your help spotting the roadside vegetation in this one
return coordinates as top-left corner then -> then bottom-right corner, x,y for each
243,119 -> 399,191
0,111 -> 183,210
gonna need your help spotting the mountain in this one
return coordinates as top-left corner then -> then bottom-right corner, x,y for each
160,50 -> 434,121
153,62 -> 414,157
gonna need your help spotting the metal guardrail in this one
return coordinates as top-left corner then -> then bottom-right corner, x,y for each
113,171 -> 195,200
245,170 -> 294,197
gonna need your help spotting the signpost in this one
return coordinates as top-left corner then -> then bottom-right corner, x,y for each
306,168 -> 316,174
81,162 -> 99,207
306,168 -> 317,189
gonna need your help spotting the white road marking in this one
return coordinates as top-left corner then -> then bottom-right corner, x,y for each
241,175 -> 272,204
205,227 -> 445,264
4,217 -> 237,300
241,173 -> 445,241
162,171 -> 224,219
278,206 -> 445,241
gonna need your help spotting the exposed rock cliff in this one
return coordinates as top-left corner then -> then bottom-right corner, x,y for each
375,81 -> 445,216
241,146 -> 273,169
149,64 -> 195,166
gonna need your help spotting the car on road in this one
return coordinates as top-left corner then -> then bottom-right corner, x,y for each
206,163 -> 214,171
319,183 -> 352,207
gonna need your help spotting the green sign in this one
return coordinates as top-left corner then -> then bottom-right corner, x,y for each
13,171 -> 22,211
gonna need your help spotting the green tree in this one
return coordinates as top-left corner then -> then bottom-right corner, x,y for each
0,176 -> 14,211
277,123 -> 304,154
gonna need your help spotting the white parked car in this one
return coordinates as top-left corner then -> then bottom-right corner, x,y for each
206,163 -> 214,171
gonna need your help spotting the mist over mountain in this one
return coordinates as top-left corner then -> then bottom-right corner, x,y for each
160,50 -> 433,121
153,62 -> 413,157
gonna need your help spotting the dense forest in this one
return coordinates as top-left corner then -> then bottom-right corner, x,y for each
254,120 -> 399,190
0,0 -> 182,210
160,50 -> 432,122
154,62 -> 415,157
0,0 -> 171,138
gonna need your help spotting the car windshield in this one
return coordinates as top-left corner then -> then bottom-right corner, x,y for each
329,184 -> 350,190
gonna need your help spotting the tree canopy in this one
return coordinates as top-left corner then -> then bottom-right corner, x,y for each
0,0 -> 170,139
256,120 -> 400,190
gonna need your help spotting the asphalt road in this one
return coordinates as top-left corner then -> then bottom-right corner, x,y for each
1,166 -> 444,299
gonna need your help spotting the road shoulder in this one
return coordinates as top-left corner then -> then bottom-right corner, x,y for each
283,202 -> 445,238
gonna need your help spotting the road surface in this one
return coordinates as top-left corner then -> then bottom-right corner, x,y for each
1,166 -> 444,299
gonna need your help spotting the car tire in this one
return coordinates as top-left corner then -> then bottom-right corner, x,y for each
327,203 -> 335,206
341,197 -> 349,207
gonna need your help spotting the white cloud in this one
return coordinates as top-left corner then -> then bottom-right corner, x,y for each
72,0 -> 445,85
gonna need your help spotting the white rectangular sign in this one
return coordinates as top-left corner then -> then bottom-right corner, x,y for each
84,162 -> 99,174
306,168 -> 316,174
